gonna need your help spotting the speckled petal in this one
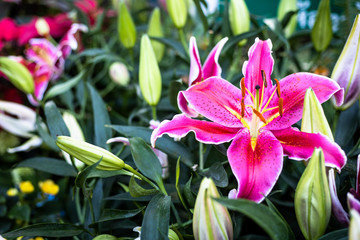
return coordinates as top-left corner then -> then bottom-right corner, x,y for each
202,37 -> 228,80
189,37 -> 202,86
329,168 -> 349,226
183,77 -> 248,128
150,114 -> 239,147
271,127 -> 346,172
227,128 -> 283,203
265,72 -> 344,130
26,38 -> 59,67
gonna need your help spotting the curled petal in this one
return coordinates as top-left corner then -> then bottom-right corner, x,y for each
227,128 -> 283,202
189,36 -> 202,86
328,169 -> 349,226
183,77 -> 247,127
150,114 -> 239,147
59,23 -> 88,59
348,193 -> 360,213
265,73 -> 344,130
177,91 -> 199,118
271,127 -> 346,172
202,37 -> 228,80
106,137 -> 130,145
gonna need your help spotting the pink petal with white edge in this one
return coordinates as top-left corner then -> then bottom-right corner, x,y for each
348,193 -> 360,214
183,77 -> 249,127
242,38 -> 274,100
106,137 -> 130,145
188,37 -> 202,86
227,128 -> 283,203
26,38 -> 59,67
150,114 -> 239,147
265,72 -> 344,130
177,91 -> 199,118
202,37 -> 228,80
271,127 -> 346,172
59,23 -> 88,59
328,168 -> 349,226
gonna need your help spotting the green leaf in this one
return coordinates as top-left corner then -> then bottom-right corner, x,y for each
318,229 -> 348,240
16,157 -> 77,177
8,204 -> 30,222
89,206 -> 145,227
75,158 -> 102,191
200,161 -> 228,187
88,83 -> 112,149
129,176 -> 159,197
175,158 -> 188,211
36,116 -> 58,151
87,169 -> 133,179
44,101 -> 70,141
183,176 -> 195,208
104,192 -> 154,202
141,194 -> 171,240
44,72 -> 84,100
150,36 -> 188,61
222,29 -> 263,53
129,137 -> 164,191
193,0 -> 208,33
2,223 -> 84,238
108,125 -> 194,167
215,198 -> 293,240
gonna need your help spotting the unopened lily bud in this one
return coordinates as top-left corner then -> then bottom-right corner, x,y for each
166,0 -> 187,29
295,148 -> 331,240
109,62 -> 130,86
349,209 -> 360,240
56,136 -> 125,170
193,178 -> 233,240
301,88 -> 334,141
0,57 -> 34,94
228,0 -> 250,46
35,18 -> 50,36
118,2 -> 136,48
133,226 -> 179,240
139,34 -> 162,106
277,0 -> 297,37
311,0 -> 332,52
331,14 -> 360,110
148,7 -> 165,62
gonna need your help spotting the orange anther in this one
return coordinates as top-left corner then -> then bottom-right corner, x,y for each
274,78 -> 281,98
261,70 -> 267,87
241,98 -> 245,117
241,78 -> 246,97
279,97 -> 283,116
253,108 -> 267,124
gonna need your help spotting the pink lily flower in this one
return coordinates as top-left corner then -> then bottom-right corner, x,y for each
151,38 -> 346,202
178,37 -> 228,117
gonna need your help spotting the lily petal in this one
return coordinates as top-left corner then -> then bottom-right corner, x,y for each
189,36 -> 202,86
227,128 -> 283,202
183,77 -> 249,127
7,136 -> 43,153
202,37 -> 228,80
265,72 -> 344,130
178,91 -> 200,117
356,155 -> 360,193
329,168 -> 349,226
271,127 -> 346,172
150,114 -> 239,147
348,193 -> 360,213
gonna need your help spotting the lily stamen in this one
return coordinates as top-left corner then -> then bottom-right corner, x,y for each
274,78 -> 281,98
279,97 -> 283,116
261,70 -> 267,87
253,108 -> 267,124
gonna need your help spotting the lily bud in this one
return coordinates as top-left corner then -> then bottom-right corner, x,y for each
301,88 -> 334,141
148,7 -> 165,62
56,136 -> 125,170
109,62 -> 130,87
139,34 -> 162,106
166,0 -> 187,29
295,148 -> 331,240
228,0 -> 250,46
35,18 -> 50,36
117,2 -> 136,49
0,57 -> 34,94
193,178 -> 233,240
349,209 -> 360,240
331,14 -> 360,110
311,0 -> 332,52
277,0 -> 297,37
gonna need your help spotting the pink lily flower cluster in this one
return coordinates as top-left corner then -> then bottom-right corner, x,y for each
151,38 -> 347,202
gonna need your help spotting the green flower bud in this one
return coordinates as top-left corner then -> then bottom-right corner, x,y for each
193,178 -> 233,240
295,148 -> 331,240
166,0 -> 187,29
139,34 -> 162,106
35,18 -> 50,36
117,2 -> 136,49
109,62 -> 130,87
148,7 -> 165,62
277,0 -> 297,37
349,209 -> 360,240
228,0 -> 250,46
311,0 -> 332,52
0,57 -> 34,94
133,226 -> 179,240
56,136 -> 125,170
301,88 -> 334,141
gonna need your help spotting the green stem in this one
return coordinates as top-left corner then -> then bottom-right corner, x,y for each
100,81 -> 117,97
199,142 -> 204,170
151,106 -> 157,121
331,109 -> 341,136
124,164 -> 159,191
178,28 -> 188,55
88,196 -> 96,225
75,188 -> 84,223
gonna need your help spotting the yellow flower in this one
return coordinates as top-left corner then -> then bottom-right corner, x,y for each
6,188 -> 18,197
35,237 -> 44,240
39,180 -> 59,195
19,181 -> 34,194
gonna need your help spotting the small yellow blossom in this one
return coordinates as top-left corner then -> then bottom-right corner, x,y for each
35,237 -> 44,240
16,237 -> 23,240
6,188 -> 18,197
39,180 -> 59,195
19,181 -> 34,194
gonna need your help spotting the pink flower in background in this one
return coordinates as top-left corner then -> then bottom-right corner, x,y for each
178,37 -> 228,117
0,18 -> 18,51
75,0 -> 103,26
152,38 -> 346,202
